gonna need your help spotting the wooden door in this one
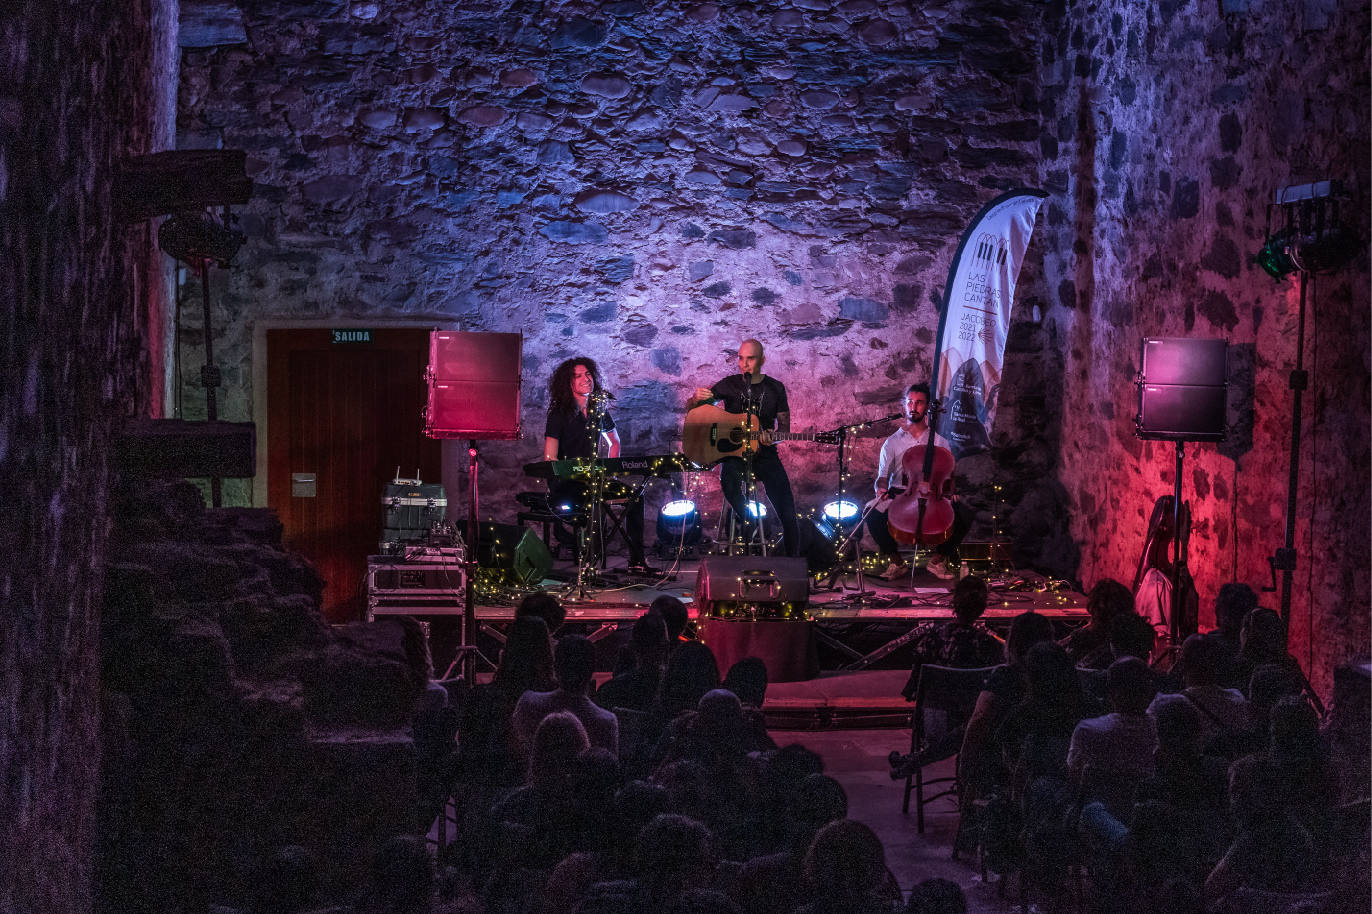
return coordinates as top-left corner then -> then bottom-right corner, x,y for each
266,328 -> 441,623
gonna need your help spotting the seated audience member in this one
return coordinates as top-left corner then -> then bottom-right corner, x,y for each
596,612 -> 670,713
651,594 -> 692,650
955,610 -> 1057,800
632,813 -> 719,903
1067,658 -> 1162,908
1060,578 -> 1135,668
905,877 -> 967,914
1232,607 -> 1304,695
721,658 -> 777,755
627,641 -> 723,776
655,689 -> 758,767
1080,611 -> 1168,713
491,711 -> 591,830
1210,583 -> 1258,688
513,634 -> 619,757
1069,657 -> 1159,796
995,641 -> 1088,792
899,574 -> 1004,700
1232,696 -> 1339,842
358,835 -> 435,914
796,819 -> 902,914
1148,633 -> 1252,758
1137,698 -> 1231,845
456,615 -> 555,793
753,744 -> 827,854
608,779 -> 673,874
722,656 -> 769,710
888,575 -> 1008,776
515,590 -> 568,634
729,773 -> 848,914
1204,749 -> 1323,907
245,844 -> 320,914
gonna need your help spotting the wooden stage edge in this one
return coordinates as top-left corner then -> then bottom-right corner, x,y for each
471,581 -> 1088,624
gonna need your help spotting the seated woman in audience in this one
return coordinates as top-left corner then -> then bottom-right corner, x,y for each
629,813 -> 719,907
1060,578 -> 1135,668
626,641 -> 722,775
1231,607 -> 1305,696
994,640 -> 1088,795
728,772 -> 848,914
956,610 -> 1057,803
795,819 -> 902,914
456,615 -> 555,796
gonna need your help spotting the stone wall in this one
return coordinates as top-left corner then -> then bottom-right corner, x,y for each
1036,0 -> 1371,693
175,0 -> 1370,692
176,0 -> 1069,562
0,1 -> 177,911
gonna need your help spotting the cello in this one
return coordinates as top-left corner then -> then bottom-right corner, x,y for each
884,440 -> 958,546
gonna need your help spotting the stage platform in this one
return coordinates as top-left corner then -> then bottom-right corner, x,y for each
370,551 -> 1089,676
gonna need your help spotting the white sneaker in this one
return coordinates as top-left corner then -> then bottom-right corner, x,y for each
925,555 -> 955,580
880,561 -> 909,581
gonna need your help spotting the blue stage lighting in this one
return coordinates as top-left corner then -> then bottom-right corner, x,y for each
656,498 -> 703,549
822,499 -> 861,529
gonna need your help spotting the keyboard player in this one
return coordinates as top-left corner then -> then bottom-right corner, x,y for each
543,357 -> 653,573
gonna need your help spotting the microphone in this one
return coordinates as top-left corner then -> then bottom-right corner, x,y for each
743,371 -> 752,383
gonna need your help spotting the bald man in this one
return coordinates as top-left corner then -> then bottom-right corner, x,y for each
686,339 -> 800,556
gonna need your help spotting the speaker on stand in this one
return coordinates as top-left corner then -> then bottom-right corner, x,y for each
1135,337 -> 1227,650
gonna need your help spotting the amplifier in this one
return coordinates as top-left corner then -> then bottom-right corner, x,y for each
696,556 -> 810,620
367,560 -> 466,596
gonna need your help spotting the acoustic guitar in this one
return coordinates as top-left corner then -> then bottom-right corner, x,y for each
682,404 -> 838,467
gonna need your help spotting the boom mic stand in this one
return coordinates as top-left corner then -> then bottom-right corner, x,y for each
822,413 -> 904,602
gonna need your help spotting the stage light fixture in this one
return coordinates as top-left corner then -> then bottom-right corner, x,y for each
656,498 -> 703,549
1256,181 -> 1357,280
821,499 -> 861,530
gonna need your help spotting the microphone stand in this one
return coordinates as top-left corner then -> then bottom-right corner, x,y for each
740,372 -> 763,556
823,412 -> 904,604
569,392 -> 610,601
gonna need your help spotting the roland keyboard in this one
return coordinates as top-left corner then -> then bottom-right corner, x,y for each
522,452 -> 705,479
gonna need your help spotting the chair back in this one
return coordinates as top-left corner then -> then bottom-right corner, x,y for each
915,664 -> 998,716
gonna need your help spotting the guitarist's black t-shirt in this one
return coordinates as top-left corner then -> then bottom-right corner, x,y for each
709,374 -> 789,431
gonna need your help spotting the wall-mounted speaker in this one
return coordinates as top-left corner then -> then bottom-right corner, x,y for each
1136,338 -> 1228,442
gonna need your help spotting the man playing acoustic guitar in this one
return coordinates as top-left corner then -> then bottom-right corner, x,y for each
685,338 -> 800,557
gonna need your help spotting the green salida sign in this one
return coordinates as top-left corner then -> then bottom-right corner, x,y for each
332,329 -> 373,344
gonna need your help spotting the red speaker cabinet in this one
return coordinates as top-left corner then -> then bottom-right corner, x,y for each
425,331 -> 523,440
1136,338 -> 1227,442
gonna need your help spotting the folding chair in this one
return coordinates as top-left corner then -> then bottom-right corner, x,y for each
901,663 -> 998,836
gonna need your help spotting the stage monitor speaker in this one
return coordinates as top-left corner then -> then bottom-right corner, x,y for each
696,555 -> 810,619
1136,337 -> 1227,442
458,521 -> 552,587
425,331 -> 523,440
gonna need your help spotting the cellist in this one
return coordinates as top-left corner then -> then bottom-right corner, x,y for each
865,382 -> 969,581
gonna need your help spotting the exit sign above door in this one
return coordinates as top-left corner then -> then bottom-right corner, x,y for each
332,329 -> 373,344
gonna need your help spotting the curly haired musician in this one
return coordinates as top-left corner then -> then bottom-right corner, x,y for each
544,357 -> 651,573
685,339 -> 800,557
